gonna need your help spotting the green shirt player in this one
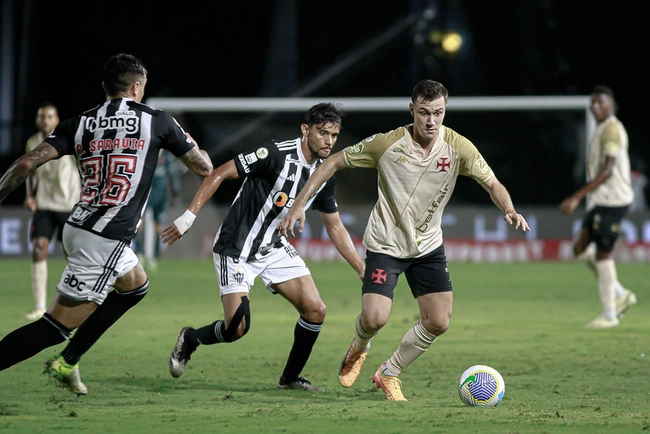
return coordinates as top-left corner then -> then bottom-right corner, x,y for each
559,85 -> 636,329
279,79 -> 530,401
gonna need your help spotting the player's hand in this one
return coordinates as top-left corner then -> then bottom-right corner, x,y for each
504,211 -> 530,231
160,223 -> 183,246
559,196 -> 579,215
24,196 -> 36,212
278,207 -> 307,238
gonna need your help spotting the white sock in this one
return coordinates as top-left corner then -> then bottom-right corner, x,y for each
31,260 -> 48,310
595,259 -> 617,320
384,321 -> 437,376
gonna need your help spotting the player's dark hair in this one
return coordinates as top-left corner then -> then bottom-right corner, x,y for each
591,85 -> 615,100
412,79 -> 449,104
38,101 -> 58,112
103,53 -> 148,96
304,102 -> 344,128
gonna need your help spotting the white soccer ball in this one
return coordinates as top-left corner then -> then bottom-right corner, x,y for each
458,364 -> 505,407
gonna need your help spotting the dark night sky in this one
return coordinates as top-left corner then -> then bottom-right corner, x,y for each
3,0 -> 646,205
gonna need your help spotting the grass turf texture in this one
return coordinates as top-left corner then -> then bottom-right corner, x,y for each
0,258 -> 648,433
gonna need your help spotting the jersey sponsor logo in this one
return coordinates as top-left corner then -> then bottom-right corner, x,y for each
436,157 -> 451,172
395,156 -> 408,164
348,143 -> 364,155
69,203 -> 94,223
274,192 -> 289,207
244,152 -> 258,165
85,114 -> 140,134
284,243 -> 298,258
416,184 -> 450,233
63,273 -> 86,291
238,153 -> 251,173
256,147 -> 269,159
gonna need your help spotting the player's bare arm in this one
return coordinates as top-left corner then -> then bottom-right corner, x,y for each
481,176 -> 530,231
559,155 -> 615,215
279,151 -> 346,237
161,159 -> 239,246
0,142 -> 58,202
321,211 -> 365,281
179,142 -> 213,178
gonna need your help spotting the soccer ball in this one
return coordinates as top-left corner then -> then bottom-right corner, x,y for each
458,365 -> 505,407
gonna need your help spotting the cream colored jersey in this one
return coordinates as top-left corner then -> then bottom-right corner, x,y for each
587,116 -> 633,207
26,132 -> 81,212
342,125 -> 494,258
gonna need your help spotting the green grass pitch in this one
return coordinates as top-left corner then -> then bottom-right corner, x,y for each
0,258 -> 648,433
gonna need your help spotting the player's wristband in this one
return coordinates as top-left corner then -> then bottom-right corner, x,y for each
174,210 -> 196,235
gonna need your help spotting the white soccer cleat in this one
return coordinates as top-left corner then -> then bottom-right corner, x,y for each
586,315 -> 619,329
615,290 -> 637,318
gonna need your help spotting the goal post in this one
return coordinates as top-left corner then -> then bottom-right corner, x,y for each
147,95 -> 592,115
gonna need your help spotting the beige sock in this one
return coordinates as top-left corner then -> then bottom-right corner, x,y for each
595,259 -> 617,320
352,314 -> 377,352
577,247 -> 625,297
31,260 -> 47,310
384,321 -> 437,376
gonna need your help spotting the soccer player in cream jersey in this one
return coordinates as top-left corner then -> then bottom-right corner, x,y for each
559,85 -> 636,329
23,102 -> 81,321
279,80 -> 530,401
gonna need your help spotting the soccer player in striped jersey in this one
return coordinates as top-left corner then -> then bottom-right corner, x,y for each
279,80 -> 530,401
0,53 -> 213,394
559,85 -> 636,329
162,103 -> 365,391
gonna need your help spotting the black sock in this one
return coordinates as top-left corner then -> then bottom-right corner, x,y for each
0,314 -> 72,371
61,282 -> 148,365
190,320 -> 224,346
280,317 -> 322,381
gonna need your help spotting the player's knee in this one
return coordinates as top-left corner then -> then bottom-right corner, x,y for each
361,313 -> 388,333
32,238 -> 49,261
303,301 -> 326,323
421,316 -> 450,335
221,296 -> 251,342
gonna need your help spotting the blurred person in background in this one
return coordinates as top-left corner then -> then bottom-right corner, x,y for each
559,85 -> 636,329
279,80 -> 529,401
135,149 -> 183,270
23,102 -> 81,321
0,53 -> 213,395
162,102 -> 365,391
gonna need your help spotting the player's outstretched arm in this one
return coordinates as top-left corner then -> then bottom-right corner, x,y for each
178,134 -> 213,178
321,211 -> 365,281
481,176 -> 530,232
161,159 -> 239,246
0,142 -> 58,203
279,152 -> 345,238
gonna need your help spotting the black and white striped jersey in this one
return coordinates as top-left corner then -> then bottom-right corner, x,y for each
214,137 -> 338,262
46,97 -> 195,243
